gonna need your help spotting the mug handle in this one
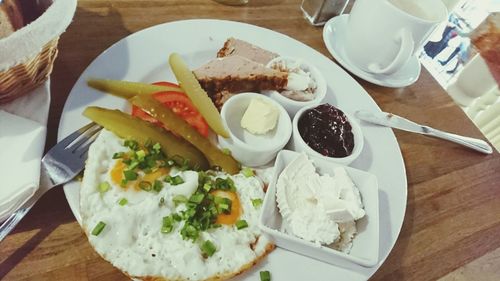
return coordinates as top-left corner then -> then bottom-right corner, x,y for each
368,29 -> 414,75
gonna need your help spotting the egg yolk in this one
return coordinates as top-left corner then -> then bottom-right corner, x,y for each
110,160 -> 126,185
211,190 -> 241,225
110,160 -> 169,190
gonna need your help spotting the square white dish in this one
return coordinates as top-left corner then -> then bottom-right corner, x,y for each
259,150 -> 379,268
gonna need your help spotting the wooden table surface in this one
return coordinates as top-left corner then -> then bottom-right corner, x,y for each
2,1 -> 499,280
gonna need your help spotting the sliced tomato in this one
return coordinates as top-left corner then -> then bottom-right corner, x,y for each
131,82 -> 209,137
152,81 -> 181,88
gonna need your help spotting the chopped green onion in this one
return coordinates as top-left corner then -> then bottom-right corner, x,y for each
153,142 -> 161,153
139,181 -> 152,191
136,149 -> 146,161
180,224 -> 199,241
252,198 -> 263,208
91,221 -> 106,236
124,139 -> 138,150
128,160 -> 139,170
164,175 -> 184,185
112,152 -> 125,159
260,271 -> 271,281
161,216 -> 175,233
221,148 -> 232,155
153,180 -> 163,192
235,220 -> 248,230
203,182 -> 212,192
98,181 -> 110,193
241,167 -> 254,177
118,198 -> 128,206
218,203 -> 230,214
172,213 -> 182,221
215,177 -> 236,191
120,179 -> 128,187
189,193 -> 205,204
173,195 -> 188,205
123,170 -> 138,181
200,240 -> 217,257
159,197 -> 165,207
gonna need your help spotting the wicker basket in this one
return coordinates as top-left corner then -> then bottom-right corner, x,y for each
0,0 -> 76,105
0,38 -> 59,104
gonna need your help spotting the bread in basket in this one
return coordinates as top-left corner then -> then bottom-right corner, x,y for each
0,0 -> 76,104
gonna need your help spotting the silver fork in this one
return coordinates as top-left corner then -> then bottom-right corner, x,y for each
0,122 -> 102,242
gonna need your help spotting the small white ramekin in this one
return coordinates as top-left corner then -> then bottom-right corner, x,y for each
218,92 -> 292,167
289,103 -> 364,166
263,56 -> 327,117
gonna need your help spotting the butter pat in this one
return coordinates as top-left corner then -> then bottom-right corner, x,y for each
240,98 -> 279,135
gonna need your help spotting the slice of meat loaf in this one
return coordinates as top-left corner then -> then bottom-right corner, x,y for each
194,55 -> 288,99
217,37 -> 279,65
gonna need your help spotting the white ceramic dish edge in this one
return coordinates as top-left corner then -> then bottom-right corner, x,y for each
259,150 -> 380,268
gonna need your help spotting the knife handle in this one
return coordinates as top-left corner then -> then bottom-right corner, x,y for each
425,126 -> 494,155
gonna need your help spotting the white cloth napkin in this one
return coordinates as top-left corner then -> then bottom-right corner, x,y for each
0,81 -> 50,221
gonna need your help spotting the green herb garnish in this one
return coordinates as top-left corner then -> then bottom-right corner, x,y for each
252,198 -> 263,208
118,198 -> 128,206
138,180 -> 152,191
173,195 -> 188,205
260,271 -> 271,281
98,181 -> 110,193
164,175 -> 184,185
112,152 -> 125,159
123,170 -> 138,181
241,167 -> 254,177
124,139 -> 138,150
235,220 -> 248,230
91,221 -> 106,236
153,180 -> 163,192
200,240 -> 217,257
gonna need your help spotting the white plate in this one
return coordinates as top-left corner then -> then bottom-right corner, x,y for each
58,19 -> 407,281
323,15 -> 421,88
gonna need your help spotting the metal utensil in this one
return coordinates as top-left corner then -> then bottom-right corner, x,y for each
0,122 -> 102,242
354,110 -> 493,154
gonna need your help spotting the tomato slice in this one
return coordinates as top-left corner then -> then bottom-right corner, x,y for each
131,82 -> 209,137
152,81 -> 181,88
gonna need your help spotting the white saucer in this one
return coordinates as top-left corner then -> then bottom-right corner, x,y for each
322,14 -> 421,88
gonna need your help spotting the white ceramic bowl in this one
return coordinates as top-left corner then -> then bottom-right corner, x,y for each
218,92 -> 292,167
263,56 -> 327,117
259,150 -> 379,268
289,103 -> 364,166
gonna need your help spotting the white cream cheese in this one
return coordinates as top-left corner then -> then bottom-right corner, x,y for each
276,153 -> 365,249
240,97 -> 279,135
269,58 -> 317,101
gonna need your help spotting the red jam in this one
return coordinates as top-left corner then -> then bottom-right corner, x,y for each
298,103 -> 354,157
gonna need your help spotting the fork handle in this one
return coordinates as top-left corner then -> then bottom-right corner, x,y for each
0,206 -> 33,242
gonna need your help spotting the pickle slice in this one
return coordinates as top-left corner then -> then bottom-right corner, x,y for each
131,95 -> 240,175
168,53 -> 230,138
87,79 -> 183,99
83,106 -> 209,170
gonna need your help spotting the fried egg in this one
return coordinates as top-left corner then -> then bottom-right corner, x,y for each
80,129 -> 273,280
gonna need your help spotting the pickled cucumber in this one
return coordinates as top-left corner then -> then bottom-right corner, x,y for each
168,53 -> 230,138
83,107 -> 208,170
87,79 -> 183,99
131,95 -> 240,175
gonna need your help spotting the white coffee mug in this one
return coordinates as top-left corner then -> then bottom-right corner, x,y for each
344,0 -> 448,74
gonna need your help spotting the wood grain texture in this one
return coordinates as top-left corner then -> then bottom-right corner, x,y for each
1,0 -> 499,280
